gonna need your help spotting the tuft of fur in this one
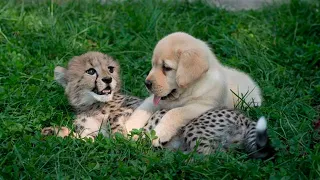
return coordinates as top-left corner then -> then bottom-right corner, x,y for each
256,117 -> 267,131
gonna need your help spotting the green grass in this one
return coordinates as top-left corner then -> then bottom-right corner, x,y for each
0,0 -> 320,179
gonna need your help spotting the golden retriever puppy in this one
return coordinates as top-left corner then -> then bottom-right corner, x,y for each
126,32 -> 262,146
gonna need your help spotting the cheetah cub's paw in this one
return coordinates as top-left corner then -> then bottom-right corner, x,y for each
41,126 -> 71,138
41,126 -> 95,141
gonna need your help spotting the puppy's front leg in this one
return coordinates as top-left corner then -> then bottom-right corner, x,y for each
125,96 -> 159,133
152,103 -> 212,147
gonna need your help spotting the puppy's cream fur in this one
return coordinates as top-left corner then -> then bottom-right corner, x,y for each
125,32 -> 262,146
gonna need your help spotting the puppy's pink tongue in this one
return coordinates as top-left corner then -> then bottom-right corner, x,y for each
153,95 -> 161,106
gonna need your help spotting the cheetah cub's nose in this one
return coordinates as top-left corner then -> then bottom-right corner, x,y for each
102,77 -> 112,84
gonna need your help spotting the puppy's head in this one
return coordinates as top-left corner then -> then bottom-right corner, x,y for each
145,32 -> 209,105
54,52 -> 120,108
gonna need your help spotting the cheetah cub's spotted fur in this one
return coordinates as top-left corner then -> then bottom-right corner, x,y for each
145,109 -> 274,159
42,52 -> 141,139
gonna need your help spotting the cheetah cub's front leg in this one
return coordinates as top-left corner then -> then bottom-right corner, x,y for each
41,116 -> 102,141
72,116 -> 104,140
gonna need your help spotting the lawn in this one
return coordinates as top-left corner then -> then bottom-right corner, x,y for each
0,0 -> 319,179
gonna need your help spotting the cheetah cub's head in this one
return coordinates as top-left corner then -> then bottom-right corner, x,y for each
54,52 -> 121,108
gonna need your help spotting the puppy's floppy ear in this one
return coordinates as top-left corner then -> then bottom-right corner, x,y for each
176,49 -> 209,88
54,66 -> 67,87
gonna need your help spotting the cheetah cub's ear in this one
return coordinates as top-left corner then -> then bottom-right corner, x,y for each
54,66 -> 67,87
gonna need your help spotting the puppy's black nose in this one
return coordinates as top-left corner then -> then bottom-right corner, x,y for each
145,80 -> 152,89
102,77 -> 112,84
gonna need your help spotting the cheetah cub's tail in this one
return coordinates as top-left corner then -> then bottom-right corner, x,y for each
245,117 -> 275,159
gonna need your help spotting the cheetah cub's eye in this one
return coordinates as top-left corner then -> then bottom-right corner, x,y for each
86,68 -> 96,75
108,66 -> 114,73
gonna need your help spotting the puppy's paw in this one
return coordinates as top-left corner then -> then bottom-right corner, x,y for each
41,127 -> 71,137
152,138 -> 169,148
152,126 -> 172,147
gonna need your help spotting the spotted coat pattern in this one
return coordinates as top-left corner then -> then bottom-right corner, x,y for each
144,109 -> 274,159
72,93 -> 142,138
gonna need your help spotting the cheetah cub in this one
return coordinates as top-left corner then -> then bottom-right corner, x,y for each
42,52 -> 141,139
145,109 -> 274,159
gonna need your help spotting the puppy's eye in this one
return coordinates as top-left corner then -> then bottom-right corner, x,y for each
163,64 -> 172,71
86,68 -> 96,75
108,66 -> 114,73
